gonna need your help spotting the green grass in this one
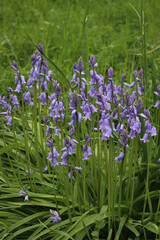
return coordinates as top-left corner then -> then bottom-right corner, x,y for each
0,0 -> 160,94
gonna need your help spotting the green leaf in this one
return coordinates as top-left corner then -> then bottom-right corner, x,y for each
107,229 -> 112,240
125,222 -> 139,237
114,214 -> 128,240
145,222 -> 159,235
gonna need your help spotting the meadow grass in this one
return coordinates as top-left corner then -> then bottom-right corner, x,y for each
0,0 -> 160,94
0,0 -> 160,239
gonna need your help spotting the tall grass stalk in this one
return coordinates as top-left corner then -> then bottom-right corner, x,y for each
129,137 -> 138,216
142,139 -> 153,220
33,82 -> 42,179
141,0 -> 147,107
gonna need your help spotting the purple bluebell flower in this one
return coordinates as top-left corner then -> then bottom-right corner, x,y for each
7,87 -> 14,93
130,117 -> 141,134
118,139 -> 124,147
155,101 -> 160,108
15,82 -> 21,93
6,115 -> 12,126
25,169 -> 32,175
77,57 -> 84,72
46,126 -> 51,137
10,95 -> 19,109
128,130 -> 136,139
123,81 -> 135,89
46,70 -> 52,82
19,187 -> 26,196
108,67 -> 113,78
115,151 -> 124,163
47,148 -> 59,166
43,117 -> 50,125
50,210 -> 61,223
144,109 -> 150,118
154,85 -> 160,97
139,69 -> 143,79
38,43 -> 44,53
41,79 -> 48,91
85,134 -> 91,144
82,151 -> 89,160
140,133 -> 149,143
75,166 -> 82,171
61,151 -> 68,166
121,73 -> 126,81
31,50 -> 41,66
136,99 -> 143,112
24,195 -> 29,202
150,126 -> 157,137
23,92 -> 33,105
19,187 -> 29,202
46,139 -> 54,148
11,60 -> 18,71
133,70 -> 137,79
40,92 -> 47,105
89,55 -> 95,67
44,165 -> 48,172
69,128 -> 75,137
68,171 -> 75,179
20,75 -> 26,84
154,85 -> 160,108
54,126 -> 59,136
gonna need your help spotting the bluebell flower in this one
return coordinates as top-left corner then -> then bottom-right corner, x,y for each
138,69 -> 143,79
89,55 -> 97,67
154,85 -> 160,108
54,126 -> 59,136
68,171 -> 75,179
7,87 -> 14,93
75,166 -> 82,171
46,139 -> 54,148
50,210 -> 61,223
19,187 -> 29,202
133,70 -> 137,79
115,151 -> 124,163
69,128 -> 75,137
108,67 -> 113,78
46,70 -> 52,82
40,92 -> 47,105
38,43 -> 44,53
43,117 -> 50,125
11,60 -> 18,71
47,148 -> 59,166
123,81 -> 135,89
23,92 -> 33,106
136,99 -> 143,112
140,133 -> 149,143
121,73 -> 126,81
46,126 -> 51,137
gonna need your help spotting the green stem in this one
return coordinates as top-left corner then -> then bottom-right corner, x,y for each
129,137 -> 138,216
33,82 -> 42,179
108,137 -> 113,231
142,139 -> 153,220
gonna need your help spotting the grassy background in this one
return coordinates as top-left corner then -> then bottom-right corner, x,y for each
0,0 -> 160,96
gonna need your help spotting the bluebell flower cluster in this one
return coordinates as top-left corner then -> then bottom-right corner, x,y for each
1,45 -> 159,226
19,187 -> 29,202
0,46 -> 158,181
50,209 -> 61,223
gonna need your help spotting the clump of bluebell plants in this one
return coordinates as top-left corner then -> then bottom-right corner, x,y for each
0,44 -> 159,230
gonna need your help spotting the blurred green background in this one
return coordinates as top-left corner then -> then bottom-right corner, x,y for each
0,0 -> 160,95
